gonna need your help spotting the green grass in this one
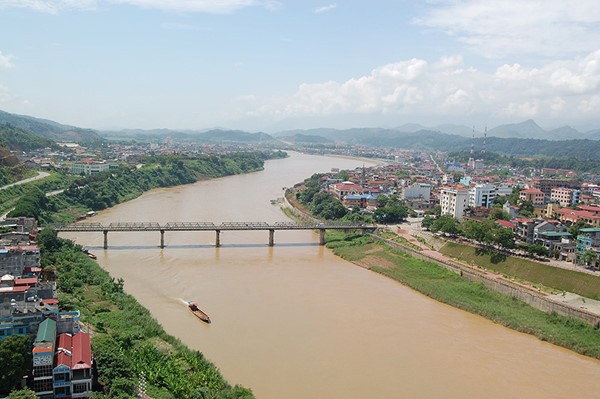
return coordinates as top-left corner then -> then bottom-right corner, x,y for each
329,235 -> 600,359
441,242 -> 600,300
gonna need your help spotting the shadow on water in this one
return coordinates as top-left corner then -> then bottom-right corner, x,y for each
86,242 -> 321,251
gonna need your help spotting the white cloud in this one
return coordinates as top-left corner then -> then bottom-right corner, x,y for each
235,50 -> 600,125
314,3 -> 336,14
415,0 -> 600,59
0,51 -> 14,69
0,0 -> 96,13
0,0 -> 277,13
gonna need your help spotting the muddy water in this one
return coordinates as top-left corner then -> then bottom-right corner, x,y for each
63,152 -> 600,399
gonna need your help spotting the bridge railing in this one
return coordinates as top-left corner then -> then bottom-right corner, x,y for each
48,221 -> 376,231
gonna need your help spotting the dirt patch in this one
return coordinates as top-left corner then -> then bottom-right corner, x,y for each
355,255 -> 396,270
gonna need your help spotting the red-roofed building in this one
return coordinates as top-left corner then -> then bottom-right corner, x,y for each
53,332 -> 93,398
556,208 -> 600,227
329,182 -> 364,200
496,220 -> 515,230
578,205 -> 600,216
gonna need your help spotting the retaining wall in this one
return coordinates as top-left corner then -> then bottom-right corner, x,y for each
372,235 -> 600,328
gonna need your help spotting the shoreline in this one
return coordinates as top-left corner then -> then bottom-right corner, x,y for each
282,187 -> 600,359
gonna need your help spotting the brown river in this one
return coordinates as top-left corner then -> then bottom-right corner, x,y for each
63,152 -> 600,399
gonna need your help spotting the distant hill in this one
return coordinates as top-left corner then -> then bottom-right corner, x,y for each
0,124 -> 57,151
0,110 -> 103,144
279,133 -> 334,144
486,119 -> 547,139
101,128 -> 277,144
198,129 -> 274,143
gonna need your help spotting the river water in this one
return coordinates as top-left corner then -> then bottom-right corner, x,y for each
63,152 -> 600,399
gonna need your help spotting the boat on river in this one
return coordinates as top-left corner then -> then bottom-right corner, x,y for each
188,301 -> 211,323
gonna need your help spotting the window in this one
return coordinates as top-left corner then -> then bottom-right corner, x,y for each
34,365 -> 53,377
73,382 -> 89,394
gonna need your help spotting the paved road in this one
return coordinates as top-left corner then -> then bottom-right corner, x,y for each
0,171 -> 50,190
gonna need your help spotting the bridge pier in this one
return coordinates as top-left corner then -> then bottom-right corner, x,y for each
319,229 -> 326,246
103,230 -> 108,249
215,230 -> 221,247
268,229 -> 274,246
160,230 -> 165,248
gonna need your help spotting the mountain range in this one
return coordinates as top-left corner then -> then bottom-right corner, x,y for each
0,108 -> 599,153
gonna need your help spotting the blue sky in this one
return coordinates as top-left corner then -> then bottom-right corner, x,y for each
1,0 -> 599,132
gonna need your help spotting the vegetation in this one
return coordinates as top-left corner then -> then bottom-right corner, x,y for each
327,234 -> 600,359
0,123 -> 57,151
296,174 -> 348,220
441,242 -> 600,300
38,229 -> 253,398
0,335 -> 32,396
6,152 -> 284,224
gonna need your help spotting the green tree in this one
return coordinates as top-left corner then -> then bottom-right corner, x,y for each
421,216 -> 434,230
8,388 -> 38,399
580,249 -> 598,266
518,200 -> 534,217
431,215 -> 460,235
0,335 -> 32,396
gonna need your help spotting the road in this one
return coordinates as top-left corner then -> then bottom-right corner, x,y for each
0,171 -> 50,190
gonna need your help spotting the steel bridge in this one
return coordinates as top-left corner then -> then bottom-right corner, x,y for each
49,221 -> 376,249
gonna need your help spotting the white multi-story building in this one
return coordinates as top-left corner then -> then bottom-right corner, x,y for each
440,186 -> 469,219
469,184 -> 496,208
402,183 -> 431,200
71,161 -> 110,175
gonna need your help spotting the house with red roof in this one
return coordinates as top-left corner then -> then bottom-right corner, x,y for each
53,332 -> 93,398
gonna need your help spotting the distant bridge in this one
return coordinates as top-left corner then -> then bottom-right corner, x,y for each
50,221 -> 376,249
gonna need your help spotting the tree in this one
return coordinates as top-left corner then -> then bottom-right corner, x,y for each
580,249 -> 598,266
431,215 -> 460,235
0,335 -> 32,396
421,216 -> 434,230
489,206 -> 510,221
518,199 -> 534,217
8,388 -> 38,399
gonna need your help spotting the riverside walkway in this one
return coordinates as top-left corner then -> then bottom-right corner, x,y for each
50,221 -> 376,249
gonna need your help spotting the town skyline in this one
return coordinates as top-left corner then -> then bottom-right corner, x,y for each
0,0 -> 599,132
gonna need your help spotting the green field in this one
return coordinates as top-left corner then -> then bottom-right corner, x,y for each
326,234 -> 600,359
440,242 -> 600,300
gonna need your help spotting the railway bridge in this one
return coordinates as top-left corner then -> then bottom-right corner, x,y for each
49,221 -> 376,249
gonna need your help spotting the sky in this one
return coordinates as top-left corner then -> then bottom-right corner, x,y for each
0,0 -> 600,133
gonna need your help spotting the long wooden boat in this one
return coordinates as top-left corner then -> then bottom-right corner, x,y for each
188,301 -> 211,323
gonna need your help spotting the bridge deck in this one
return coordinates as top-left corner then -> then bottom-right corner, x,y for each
49,221 -> 375,232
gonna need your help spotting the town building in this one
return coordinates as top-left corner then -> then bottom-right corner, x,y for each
53,332 -> 93,398
520,188 -> 545,206
33,318 -> 57,398
550,187 -> 580,207
469,184 -> 496,208
402,183 -> 431,201
440,186 -> 469,219
70,161 -> 110,175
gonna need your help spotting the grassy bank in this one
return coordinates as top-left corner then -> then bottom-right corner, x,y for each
326,232 -> 600,359
39,230 -> 253,399
441,242 -> 600,300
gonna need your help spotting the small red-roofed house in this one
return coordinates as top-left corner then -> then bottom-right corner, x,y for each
52,332 -> 93,398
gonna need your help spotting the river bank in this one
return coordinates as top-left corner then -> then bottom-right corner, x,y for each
283,187 -> 600,359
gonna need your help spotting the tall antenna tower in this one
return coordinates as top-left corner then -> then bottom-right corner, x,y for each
483,125 -> 487,156
468,126 -> 475,168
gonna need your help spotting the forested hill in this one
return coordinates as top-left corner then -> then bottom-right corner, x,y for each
0,109 -> 103,144
0,123 -> 57,151
0,141 -> 30,185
